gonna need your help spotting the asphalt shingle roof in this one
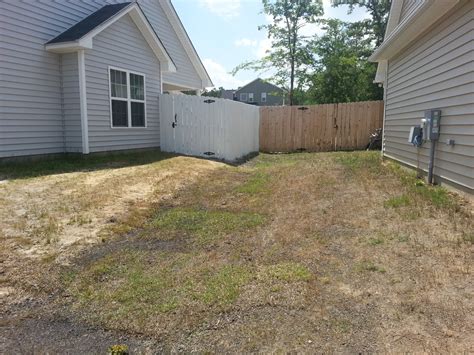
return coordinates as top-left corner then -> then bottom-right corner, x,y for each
47,2 -> 131,44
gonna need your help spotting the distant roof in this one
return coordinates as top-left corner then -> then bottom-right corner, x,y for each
221,89 -> 235,100
47,3 -> 131,44
235,78 -> 284,94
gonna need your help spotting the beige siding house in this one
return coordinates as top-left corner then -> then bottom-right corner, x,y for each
0,0 -> 212,158
371,0 -> 473,193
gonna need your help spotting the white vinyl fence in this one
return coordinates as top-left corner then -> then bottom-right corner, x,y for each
159,94 -> 260,162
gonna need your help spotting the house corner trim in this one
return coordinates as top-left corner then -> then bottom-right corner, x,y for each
78,49 -> 89,154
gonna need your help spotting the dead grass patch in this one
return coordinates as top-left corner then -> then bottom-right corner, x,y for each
2,151 -> 473,353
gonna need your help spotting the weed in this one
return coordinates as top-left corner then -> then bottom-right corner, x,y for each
384,195 -> 411,208
30,216 -> 61,244
462,232 -> 474,244
356,261 -> 386,273
397,234 -> 410,243
368,237 -> 384,246
108,344 -> 129,355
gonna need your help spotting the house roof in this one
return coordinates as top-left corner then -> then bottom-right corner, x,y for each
45,2 -> 176,72
158,0 -> 213,87
370,0 -> 460,83
47,3 -> 132,44
235,78 -> 284,94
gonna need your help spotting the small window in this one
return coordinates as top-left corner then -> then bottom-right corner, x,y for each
261,92 -> 267,102
240,93 -> 248,102
248,93 -> 254,102
110,68 -> 146,128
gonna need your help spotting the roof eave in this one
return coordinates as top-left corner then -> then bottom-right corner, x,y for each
370,0 -> 460,63
159,0 -> 213,87
44,3 -> 176,73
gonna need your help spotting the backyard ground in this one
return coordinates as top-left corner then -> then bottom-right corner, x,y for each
1,150 -> 473,353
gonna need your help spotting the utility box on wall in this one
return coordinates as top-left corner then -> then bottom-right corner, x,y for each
424,109 -> 442,141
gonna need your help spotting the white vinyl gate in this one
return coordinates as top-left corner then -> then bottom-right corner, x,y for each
159,94 -> 260,161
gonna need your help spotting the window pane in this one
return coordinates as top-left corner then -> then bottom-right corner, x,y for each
131,102 -> 145,127
110,69 -> 127,98
112,100 -> 128,127
130,73 -> 144,100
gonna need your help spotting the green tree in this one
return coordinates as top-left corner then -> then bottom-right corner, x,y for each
232,0 -> 323,105
307,19 -> 382,103
331,0 -> 391,46
183,87 -> 224,97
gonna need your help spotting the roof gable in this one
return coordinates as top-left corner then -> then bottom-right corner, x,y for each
158,0 -> 213,87
45,2 -> 176,72
47,3 -> 131,44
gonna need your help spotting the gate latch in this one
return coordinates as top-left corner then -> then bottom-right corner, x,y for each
172,113 -> 177,128
204,99 -> 215,104
298,107 -> 308,111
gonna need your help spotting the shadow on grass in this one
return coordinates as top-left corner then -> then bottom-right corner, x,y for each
0,149 -> 177,181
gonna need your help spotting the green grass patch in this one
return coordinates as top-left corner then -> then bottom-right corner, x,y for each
335,151 -> 382,174
70,251 -> 252,328
367,237 -> 384,246
384,195 -> 411,208
236,172 -> 270,195
193,265 -> 251,305
151,208 -> 264,244
259,262 -> 312,282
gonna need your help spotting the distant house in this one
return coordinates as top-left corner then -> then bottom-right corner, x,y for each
370,0 -> 473,193
220,89 -> 236,101
234,79 -> 285,106
0,0 -> 212,159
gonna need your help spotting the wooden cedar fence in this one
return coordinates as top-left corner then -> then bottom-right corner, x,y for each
259,100 -> 384,152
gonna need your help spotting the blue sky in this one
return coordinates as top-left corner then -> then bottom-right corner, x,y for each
173,0 -> 370,89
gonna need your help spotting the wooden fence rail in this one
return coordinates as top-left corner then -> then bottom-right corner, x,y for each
259,100 -> 384,153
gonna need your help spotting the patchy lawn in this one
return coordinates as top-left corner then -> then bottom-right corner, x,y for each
1,151 -> 473,353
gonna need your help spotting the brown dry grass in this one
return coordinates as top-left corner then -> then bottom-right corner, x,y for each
0,153 -> 222,303
1,151 -> 473,353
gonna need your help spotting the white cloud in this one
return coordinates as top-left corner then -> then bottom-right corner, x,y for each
203,58 -> 246,89
199,0 -> 241,19
234,38 -> 258,47
256,38 -> 272,59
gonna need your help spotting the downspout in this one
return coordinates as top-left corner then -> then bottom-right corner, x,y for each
78,49 -> 89,154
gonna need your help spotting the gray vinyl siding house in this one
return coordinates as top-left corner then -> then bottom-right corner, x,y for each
235,78 -> 285,106
371,0 -> 473,193
0,0 -> 212,158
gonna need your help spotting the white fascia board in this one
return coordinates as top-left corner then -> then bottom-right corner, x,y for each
45,4 -> 175,72
159,0 -> 213,87
369,0 -> 460,62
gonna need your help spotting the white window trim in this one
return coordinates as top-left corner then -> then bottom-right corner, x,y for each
261,92 -> 267,102
248,93 -> 254,102
108,66 -> 147,129
240,93 -> 248,102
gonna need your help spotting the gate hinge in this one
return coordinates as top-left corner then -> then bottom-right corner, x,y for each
298,107 -> 308,111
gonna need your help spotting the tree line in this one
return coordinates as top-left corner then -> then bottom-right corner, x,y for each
232,0 -> 391,106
